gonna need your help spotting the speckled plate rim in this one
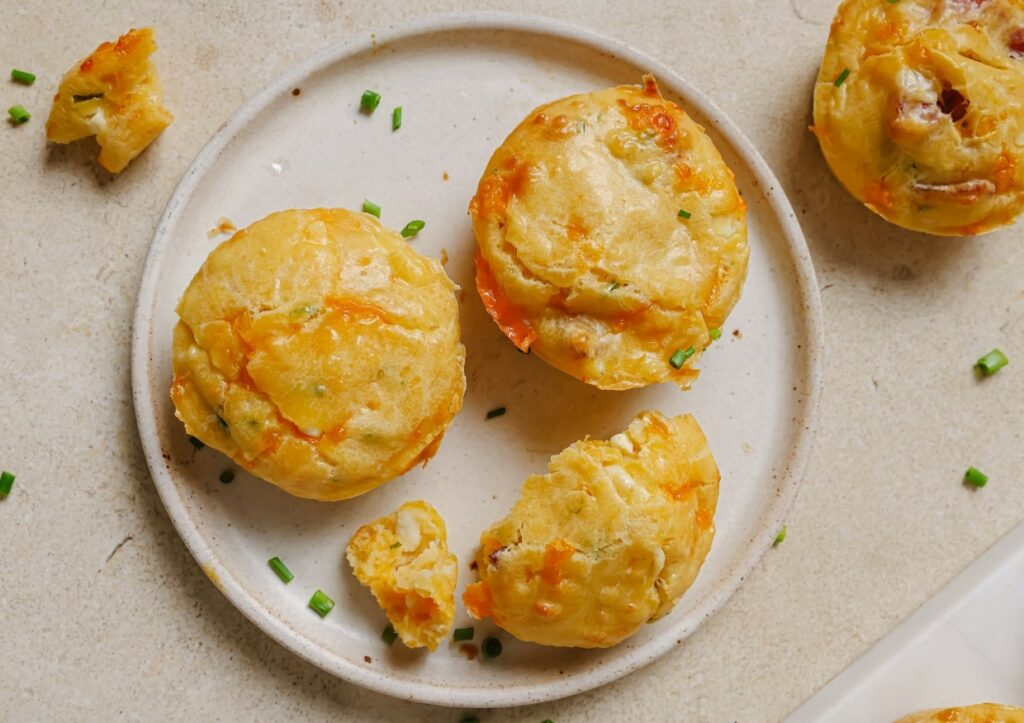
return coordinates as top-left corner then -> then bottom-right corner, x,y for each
131,12 -> 824,708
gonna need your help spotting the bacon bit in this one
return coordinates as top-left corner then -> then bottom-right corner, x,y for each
864,179 -> 894,210
938,86 -> 969,122
474,250 -> 537,353
994,152 -> 1015,193
1010,29 -> 1024,56
695,507 -> 713,529
469,560 -> 478,570
540,538 -> 575,585
207,217 -> 237,239
463,581 -> 493,619
459,644 -> 479,660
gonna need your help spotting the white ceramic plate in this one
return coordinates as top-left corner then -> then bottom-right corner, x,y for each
132,13 -> 823,708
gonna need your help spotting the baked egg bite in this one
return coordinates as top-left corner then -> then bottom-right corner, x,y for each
895,704 -> 1024,722
813,0 -> 1024,236
346,501 -> 457,651
470,76 -> 748,390
462,411 -> 719,648
171,209 -> 466,501
46,28 -> 173,173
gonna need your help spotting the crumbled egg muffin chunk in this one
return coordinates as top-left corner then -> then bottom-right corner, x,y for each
463,411 -> 720,648
46,28 -> 173,173
347,501 -> 457,651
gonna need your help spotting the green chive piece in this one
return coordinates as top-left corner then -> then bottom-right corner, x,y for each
392,106 -> 402,130
11,69 -> 35,85
542,720 -> 554,723
360,89 -> 381,113
0,471 -> 15,497
389,541 -> 402,549
188,436 -> 205,450
709,327 -> 722,340
482,636 -> 503,658
7,105 -> 30,124
964,467 -> 988,488
486,406 -> 506,420
835,68 -> 851,87
886,0 -> 899,3
678,209 -> 692,219
400,220 -> 425,238
268,557 -> 294,583
774,526 -> 787,545
976,349 -> 1008,377
609,282 -> 621,292
219,470 -> 235,485
453,626 -> 475,641
362,199 -> 381,218
382,624 -> 399,645
309,590 -> 335,617
669,346 -> 696,370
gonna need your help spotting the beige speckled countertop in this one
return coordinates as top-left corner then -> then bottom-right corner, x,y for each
1,1 -> 1021,721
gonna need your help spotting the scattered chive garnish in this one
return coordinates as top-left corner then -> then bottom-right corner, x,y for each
389,541 -> 402,549
400,220 -> 425,238
482,636 -> 503,658
309,590 -> 335,617
834,68 -> 851,87
362,199 -> 381,218
964,467 -> 988,488
0,471 -> 15,497
219,470 -> 234,485
268,556 -> 294,583
976,349 -> 1008,377
709,327 -> 722,340
774,526 -> 787,545
392,106 -> 402,130
188,436 -> 205,450
360,89 -> 381,113
453,627 -> 475,641
669,346 -> 696,370
382,624 -> 399,645
677,209 -> 692,220
7,105 -> 30,124
11,69 -> 35,85
608,282 -> 621,292
486,406 -> 506,420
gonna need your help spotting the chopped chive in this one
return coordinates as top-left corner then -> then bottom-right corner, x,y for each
774,526 -> 787,545
453,626 -> 475,641
542,720 -> 554,723
709,327 -> 722,340
486,406 -> 506,420
886,0 -> 899,3
482,636 -> 503,658
389,541 -> 402,549
0,471 -> 15,497
608,282 -> 621,292
11,69 -> 35,85
219,470 -> 235,484
834,68 -> 851,87
964,467 -> 988,488
400,220 -> 425,238
216,415 -> 229,430
362,199 -> 381,218
360,89 -> 381,113
268,556 -> 294,583
669,346 -> 696,369
382,624 -> 399,645
309,590 -> 335,617
392,106 -> 402,130
976,349 -> 1008,377
7,105 -> 30,124
677,209 -> 692,219
188,436 -> 205,450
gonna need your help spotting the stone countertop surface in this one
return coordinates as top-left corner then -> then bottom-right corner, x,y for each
1,1 -> 1021,721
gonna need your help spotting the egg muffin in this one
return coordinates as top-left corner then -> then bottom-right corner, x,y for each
171,209 -> 466,501
462,411 -> 720,648
470,76 -> 748,390
46,28 -> 173,173
896,704 -> 1024,722
813,0 -> 1024,236
347,501 -> 457,650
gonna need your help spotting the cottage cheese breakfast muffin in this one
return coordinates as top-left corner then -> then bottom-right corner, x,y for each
896,704 -> 1024,722
813,0 -> 1024,235
470,76 -> 748,390
462,411 -> 719,648
171,209 -> 466,501
347,501 -> 457,651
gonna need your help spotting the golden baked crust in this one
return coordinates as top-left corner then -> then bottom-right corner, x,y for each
813,0 -> 1024,235
895,704 -> 1024,722
470,76 -> 748,390
171,209 -> 465,501
462,411 -> 719,648
46,28 -> 172,173
346,501 -> 457,651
